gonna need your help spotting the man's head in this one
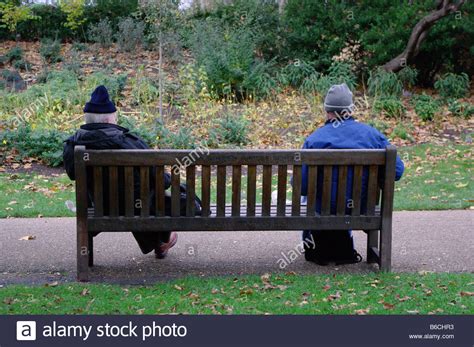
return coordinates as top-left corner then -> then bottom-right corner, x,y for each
324,83 -> 354,120
83,85 -> 117,124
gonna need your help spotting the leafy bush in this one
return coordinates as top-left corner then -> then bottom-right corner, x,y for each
71,41 -> 87,51
0,125 -> 67,166
366,118 -> 390,135
131,75 -> 159,105
278,60 -> 316,88
373,98 -> 405,118
39,38 -> 63,64
13,59 -> 31,71
300,62 -> 356,96
157,126 -> 197,149
242,59 -> 280,99
212,112 -> 249,147
413,94 -> 440,121
5,47 -> 23,63
397,66 -> 418,89
434,73 -> 470,99
190,18 -> 256,99
84,71 -> 127,101
118,115 -> 157,146
87,18 -> 113,48
115,17 -> 144,52
392,124 -> 413,141
368,69 -> 403,98
448,100 -> 474,118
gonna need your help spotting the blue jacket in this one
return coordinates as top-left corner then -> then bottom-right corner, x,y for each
301,117 -> 404,214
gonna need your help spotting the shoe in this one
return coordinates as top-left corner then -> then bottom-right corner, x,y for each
155,232 -> 178,259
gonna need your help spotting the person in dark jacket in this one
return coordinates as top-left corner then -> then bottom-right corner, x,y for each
300,83 -> 405,263
63,85 -> 177,258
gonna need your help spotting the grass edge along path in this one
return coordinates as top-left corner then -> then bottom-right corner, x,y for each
1,273 -> 473,315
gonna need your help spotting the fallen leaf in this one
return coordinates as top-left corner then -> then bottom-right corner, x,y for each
381,301 -> 395,310
46,281 -> 59,287
19,235 -> 36,241
80,288 -> 90,296
354,308 -> 370,315
460,291 -> 474,297
174,285 -> 183,291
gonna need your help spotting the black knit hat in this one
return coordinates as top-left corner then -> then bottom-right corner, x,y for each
83,85 -> 117,114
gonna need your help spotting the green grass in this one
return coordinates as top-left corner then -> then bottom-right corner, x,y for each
0,144 -> 471,218
1,273 -> 472,315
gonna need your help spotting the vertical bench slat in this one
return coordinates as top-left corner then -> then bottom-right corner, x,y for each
351,165 -> 363,216
366,165 -> 379,216
336,166 -> 348,216
171,169 -> 181,217
277,165 -> 287,216
291,165 -> 302,216
216,165 -> 226,217
140,167 -> 150,217
306,165 -> 317,216
186,166 -> 196,217
155,166 -> 166,217
262,165 -> 272,216
201,165 -> 211,217
321,165 -> 332,216
108,166 -> 119,217
247,165 -> 257,217
232,165 -> 242,216
124,166 -> 134,217
93,167 -> 103,217
380,146 -> 397,271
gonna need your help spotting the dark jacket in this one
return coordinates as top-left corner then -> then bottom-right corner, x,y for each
301,117 -> 404,214
63,123 -> 172,254
63,123 -> 170,188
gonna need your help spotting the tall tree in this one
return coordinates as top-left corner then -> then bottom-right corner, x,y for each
383,0 -> 466,72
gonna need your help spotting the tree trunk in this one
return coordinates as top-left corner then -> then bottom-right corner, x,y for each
383,0 -> 465,72
158,31 -> 164,126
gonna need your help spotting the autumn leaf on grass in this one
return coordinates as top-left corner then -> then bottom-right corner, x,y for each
396,295 -> 411,302
379,300 -> 395,310
45,281 -> 59,287
460,291 -> 474,297
354,308 -> 370,315
322,284 -> 331,291
174,284 -> 183,291
80,288 -> 90,296
454,182 -> 468,188
19,235 -> 36,241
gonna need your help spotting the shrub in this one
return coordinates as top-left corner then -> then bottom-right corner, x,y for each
242,59 -> 280,99
84,71 -> 127,101
39,38 -> 63,64
278,60 -> 316,88
373,97 -> 405,118
115,17 -> 144,52
13,59 -> 31,71
392,124 -> 413,141
448,100 -> 474,118
131,75 -> 159,105
0,125 -> 67,166
434,73 -> 470,99
300,62 -> 356,96
366,118 -> 390,135
118,115 -> 157,147
157,126 -> 197,149
212,112 -> 249,147
5,47 -> 23,63
413,94 -> 440,121
397,66 -> 418,89
190,18 -> 256,99
368,69 -> 403,98
87,18 -> 113,48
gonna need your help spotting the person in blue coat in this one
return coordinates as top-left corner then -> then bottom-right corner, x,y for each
300,83 -> 404,264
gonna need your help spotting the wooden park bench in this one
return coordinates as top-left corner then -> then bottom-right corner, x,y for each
74,145 -> 397,281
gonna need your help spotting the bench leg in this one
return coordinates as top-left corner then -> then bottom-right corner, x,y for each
379,225 -> 392,272
77,222 -> 89,282
366,229 -> 379,264
88,234 -> 94,267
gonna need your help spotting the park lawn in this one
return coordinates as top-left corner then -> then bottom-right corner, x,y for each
1,273 -> 473,315
0,143 -> 471,218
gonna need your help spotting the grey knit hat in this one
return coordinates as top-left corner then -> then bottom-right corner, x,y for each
324,83 -> 354,114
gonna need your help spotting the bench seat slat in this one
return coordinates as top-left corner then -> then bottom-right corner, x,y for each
88,215 -> 382,232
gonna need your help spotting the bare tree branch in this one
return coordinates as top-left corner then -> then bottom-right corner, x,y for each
383,0 -> 465,72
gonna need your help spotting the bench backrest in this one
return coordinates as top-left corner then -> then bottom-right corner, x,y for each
74,146 -> 396,232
